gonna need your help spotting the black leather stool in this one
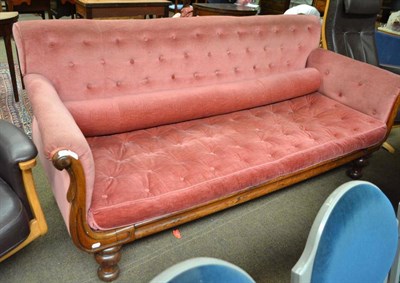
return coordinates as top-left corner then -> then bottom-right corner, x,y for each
0,12 -> 19,102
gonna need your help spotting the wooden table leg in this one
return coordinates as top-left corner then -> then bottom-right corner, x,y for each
4,32 -> 19,102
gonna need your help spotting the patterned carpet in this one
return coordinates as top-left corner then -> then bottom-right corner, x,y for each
0,63 -> 32,136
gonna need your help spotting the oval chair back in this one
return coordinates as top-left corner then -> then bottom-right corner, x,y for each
150,257 -> 255,283
292,181 -> 398,283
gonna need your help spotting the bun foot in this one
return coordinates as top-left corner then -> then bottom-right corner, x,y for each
346,156 -> 369,179
95,246 -> 122,282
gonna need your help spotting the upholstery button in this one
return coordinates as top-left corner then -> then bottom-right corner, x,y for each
100,59 -> 105,65
193,72 -> 199,79
226,49 -> 231,55
184,52 -> 189,58
325,70 -> 330,75
208,52 -> 212,57
130,59 -> 135,65
116,81 -> 122,87
372,109 -> 377,115
234,67 -> 239,73
215,70 -> 220,76
171,74 -> 176,80
246,47 -> 250,53
338,92 -> 343,97
253,65 -> 257,70
170,34 -> 176,40
268,63 -> 273,68
86,83 -> 93,89
68,62 -> 75,67
159,55 -> 165,62
358,81 -> 363,86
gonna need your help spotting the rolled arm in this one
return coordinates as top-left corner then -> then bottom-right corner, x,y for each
25,74 -> 92,161
307,48 -> 400,124
24,74 -> 95,220
24,74 -> 132,252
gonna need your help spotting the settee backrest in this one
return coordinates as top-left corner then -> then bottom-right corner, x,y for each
14,15 -> 321,135
14,16 -> 320,99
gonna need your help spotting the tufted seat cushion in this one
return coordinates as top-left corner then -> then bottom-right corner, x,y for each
87,93 -> 387,230
0,178 -> 30,257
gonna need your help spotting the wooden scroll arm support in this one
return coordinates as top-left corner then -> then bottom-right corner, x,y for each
52,150 -> 138,281
51,150 -> 138,253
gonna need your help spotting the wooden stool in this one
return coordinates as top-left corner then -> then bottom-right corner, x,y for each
0,12 -> 19,102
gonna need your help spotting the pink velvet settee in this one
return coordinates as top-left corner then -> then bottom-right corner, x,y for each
13,15 -> 400,281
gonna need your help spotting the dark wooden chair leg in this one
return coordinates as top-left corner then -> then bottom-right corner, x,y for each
346,156 -> 370,179
4,31 -> 19,102
95,246 -> 122,282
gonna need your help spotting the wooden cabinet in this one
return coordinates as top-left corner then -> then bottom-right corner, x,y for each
259,0 -> 291,15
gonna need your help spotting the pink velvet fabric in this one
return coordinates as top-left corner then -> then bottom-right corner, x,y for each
13,15 -> 321,136
307,49 -> 400,123
87,93 -> 387,229
32,118 -> 72,232
24,74 -> 96,224
13,16 -> 399,233
65,68 -> 321,136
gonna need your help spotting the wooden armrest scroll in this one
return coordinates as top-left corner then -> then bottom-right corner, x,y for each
52,150 -> 136,253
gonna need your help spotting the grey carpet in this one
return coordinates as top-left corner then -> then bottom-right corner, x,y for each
0,129 -> 399,283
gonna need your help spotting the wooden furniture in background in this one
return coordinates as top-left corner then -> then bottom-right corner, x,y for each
75,0 -> 171,18
192,3 -> 259,16
50,0 -> 76,18
0,12 -> 19,102
6,0 -> 51,19
259,0 -> 290,15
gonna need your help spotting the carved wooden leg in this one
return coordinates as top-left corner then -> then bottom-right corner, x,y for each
95,246 -> 122,282
347,156 -> 369,179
